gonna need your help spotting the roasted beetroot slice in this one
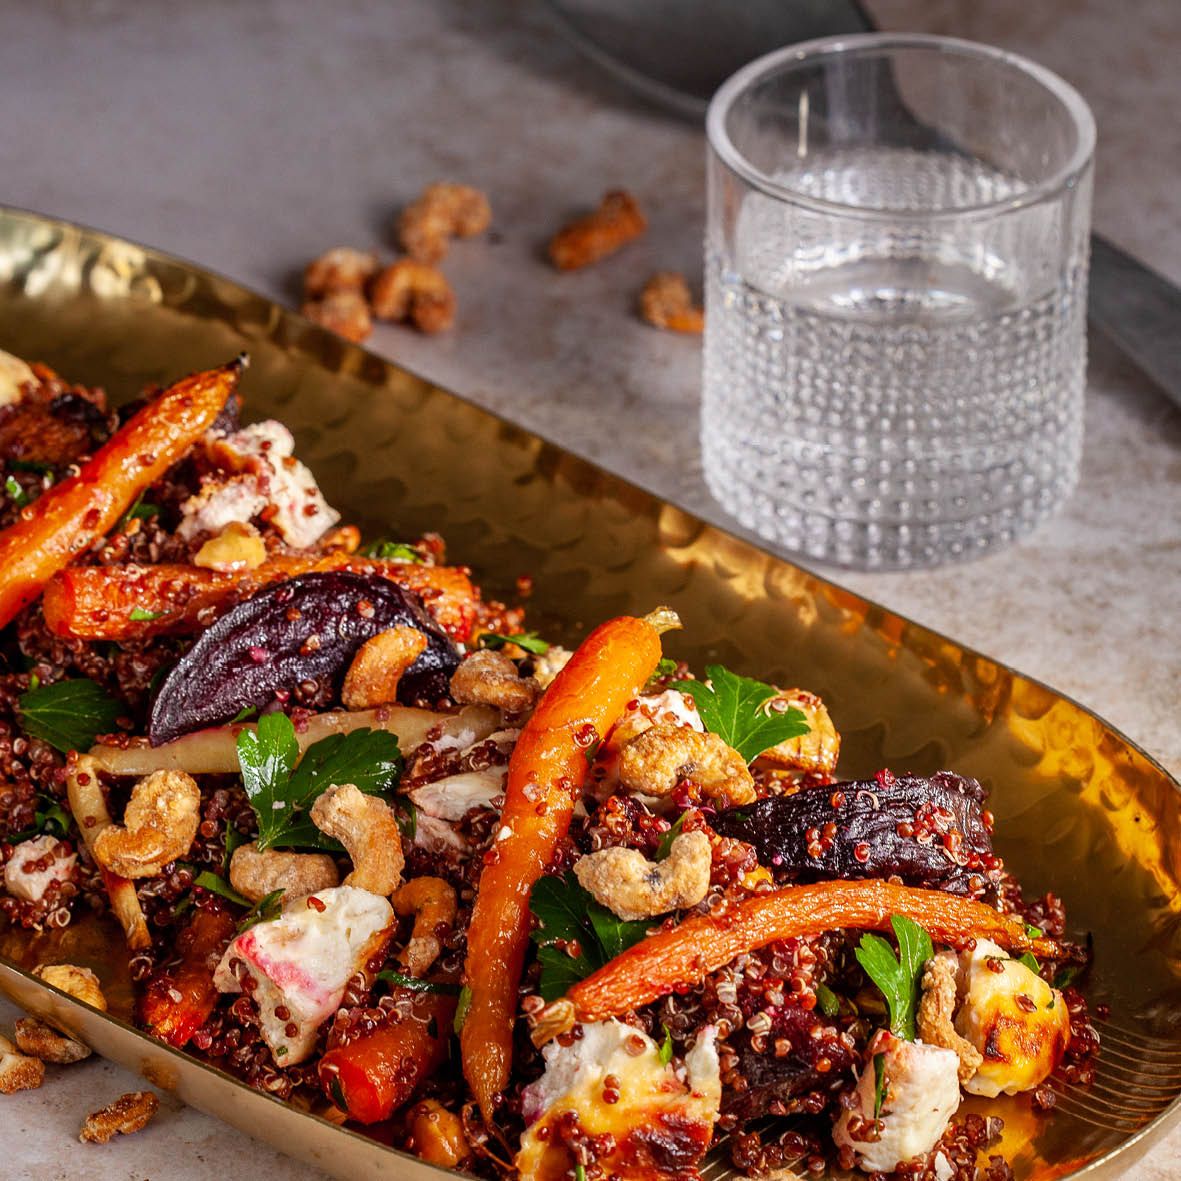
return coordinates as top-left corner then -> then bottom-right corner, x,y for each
712,771 -> 1001,898
149,571 -> 459,745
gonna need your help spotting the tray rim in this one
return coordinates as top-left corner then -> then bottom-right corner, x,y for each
0,200 -> 1178,1180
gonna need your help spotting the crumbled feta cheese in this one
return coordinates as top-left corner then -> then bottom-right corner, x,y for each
3,835 -> 76,903
834,1030 -> 961,1174
409,767 -> 506,821
176,476 -> 267,541
213,885 -> 393,1065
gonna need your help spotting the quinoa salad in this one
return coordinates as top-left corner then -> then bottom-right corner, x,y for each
0,354 -> 1099,1179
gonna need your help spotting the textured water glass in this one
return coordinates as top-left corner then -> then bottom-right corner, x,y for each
703,34 -> 1095,569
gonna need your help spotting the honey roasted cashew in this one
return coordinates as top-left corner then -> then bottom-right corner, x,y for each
369,260 -> 456,334
397,182 -> 491,263
310,782 -> 404,896
229,842 -> 340,904
618,724 -> 756,806
91,769 -> 201,879
14,1017 -> 90,1065
392,876 -> 458,977
342,626 -> 428,710
573,831 -> 713,922
449,648 -> 538,714
0,1031 -> 44,1093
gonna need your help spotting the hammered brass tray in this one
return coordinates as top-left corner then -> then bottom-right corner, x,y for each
1,205 -> 1179,1181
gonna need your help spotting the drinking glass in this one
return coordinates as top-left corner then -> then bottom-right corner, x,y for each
703,34 -> 1095,569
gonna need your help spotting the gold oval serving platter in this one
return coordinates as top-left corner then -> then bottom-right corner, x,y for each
0,205 -> 1179,1181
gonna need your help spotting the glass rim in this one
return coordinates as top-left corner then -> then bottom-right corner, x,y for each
706,32 -> 1097,222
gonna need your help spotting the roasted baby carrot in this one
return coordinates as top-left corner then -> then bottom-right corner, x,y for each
42,552 -> 478,643
532,879 -> 1061,1043
0,360 -> 241,628
139,905 -> 236,1047
460,607 -> 679,1119
318,987 -> 457,1124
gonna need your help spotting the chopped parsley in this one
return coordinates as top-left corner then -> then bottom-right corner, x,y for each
377,970 -> 460,996
193,870 -> 251,909
17,677 -> 122,754
129,607 -> 166,622
359,539 -> 423,563
672,664 -> 809,763
658,1024 -> 674,1065
236,888 -> 285,933
815,982 -> 841,1018
854,914 -> 933,1041
655,813 -> 686,861
235,713 -> 402,850
453,985 -> 472,1034
4,475 -> 28,506
872,1052 -> 888,1119
478,630 -> 551,656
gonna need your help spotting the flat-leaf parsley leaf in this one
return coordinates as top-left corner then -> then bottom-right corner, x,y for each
672,664 -> 808,763
18,678 -> 122,753
478,630 -> 551,656
854,914 -> 933,1041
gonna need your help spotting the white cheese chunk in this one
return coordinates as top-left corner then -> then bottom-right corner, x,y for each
213,884 -> 392,1065
3,835 -> 76,903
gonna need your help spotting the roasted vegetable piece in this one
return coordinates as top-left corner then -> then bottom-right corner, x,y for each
148,572 -> 460,745
532,880 -> 1059,1042
0,359 -> 240,628
139,905 -> 236,1047
42,552 -> 479,643
461,607 -> 678,1120
318,986 -> 456,1124
712,771 -> 1000,898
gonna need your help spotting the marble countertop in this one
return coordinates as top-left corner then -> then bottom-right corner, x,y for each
0,1 -> 1177,1177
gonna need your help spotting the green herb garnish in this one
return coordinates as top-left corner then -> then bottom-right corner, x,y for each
119,493 -> 159,527
575,1166 -> 587,1181
478,630 -> 551,656
1053,964 -> 1083,990
395,800 -> 418,841
854,914 -> 933,1041
129,607 -> 165,622
529,873 -> 650,1001
194,870 -> 251,909
377,970 -> 461,995
672,664 -> 809,763
17,677 -> 122,754
359,539 -> 423,562
655,814 -> 686,861
231,705 -> 259,723
815,982 -> 841,1018
5,475 -> 27,506
9,798 -> 73,843
1016,952 -> 1040,973
872,1052 -> 888,1119
235,713 -> 402,850
10,459 -> 53,475
236,888 -> 285,933
658,1024 -> 674,1065
453,985 -> 472,1034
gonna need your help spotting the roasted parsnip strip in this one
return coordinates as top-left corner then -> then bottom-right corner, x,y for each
532,880 -> 1062,1043
64,755 -> 150,950
0,359 -> 241,628
88,704 -> 500,777
460,608 -> 678,1119
42,552 -> 477,642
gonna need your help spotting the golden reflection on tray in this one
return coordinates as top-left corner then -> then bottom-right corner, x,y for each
1,205 -> 1179,1181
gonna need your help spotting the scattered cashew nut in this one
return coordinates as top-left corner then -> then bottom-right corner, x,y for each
449,648 -> 537,714
65,756 -> 150,950
79,1091 -> 160,1143
310,782 -> 404,895
639,272 -> 704,334
301,289 -> 373,343
397,182 -> 491,263
918,952 -> 984,1085
369,260 -> 456,334
342,626 -> 428,710
392,876 -> 458,978
14,1017 -> 90,1064
229,842 -> 340,904
618,724 -> 756,805
91,769 -> 201,879
304,247 -> 380,298
0,1031 -> 45,1092
33,963 -> 108,1012
548,190 -> 647,270
573,830 -> 712,922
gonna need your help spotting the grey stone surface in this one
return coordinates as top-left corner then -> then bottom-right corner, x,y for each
0,0 -> 1177,1177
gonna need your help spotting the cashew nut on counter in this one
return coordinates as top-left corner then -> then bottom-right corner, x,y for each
0,1032 -> 44,1093
14,1017 -> 91,1065
310,782 -> 404,895
91,769 -> 202,879
618,724 -> 756,806
449,648 -> 538,713
229,842 -> 340,904
392,876 -> 458,977
573,830 -> 713,922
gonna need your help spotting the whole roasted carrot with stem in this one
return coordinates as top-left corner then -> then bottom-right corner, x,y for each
41,552 -> 478,643
318,985 -> 457,1124
0,358 -> 242,629
460,606 -> 680,1120
532,879 -> 1061,1043
139,904 -> 236,1047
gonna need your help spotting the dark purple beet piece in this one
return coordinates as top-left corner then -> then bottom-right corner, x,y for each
149,571 -> 459,745
712,771 -> 1000,898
